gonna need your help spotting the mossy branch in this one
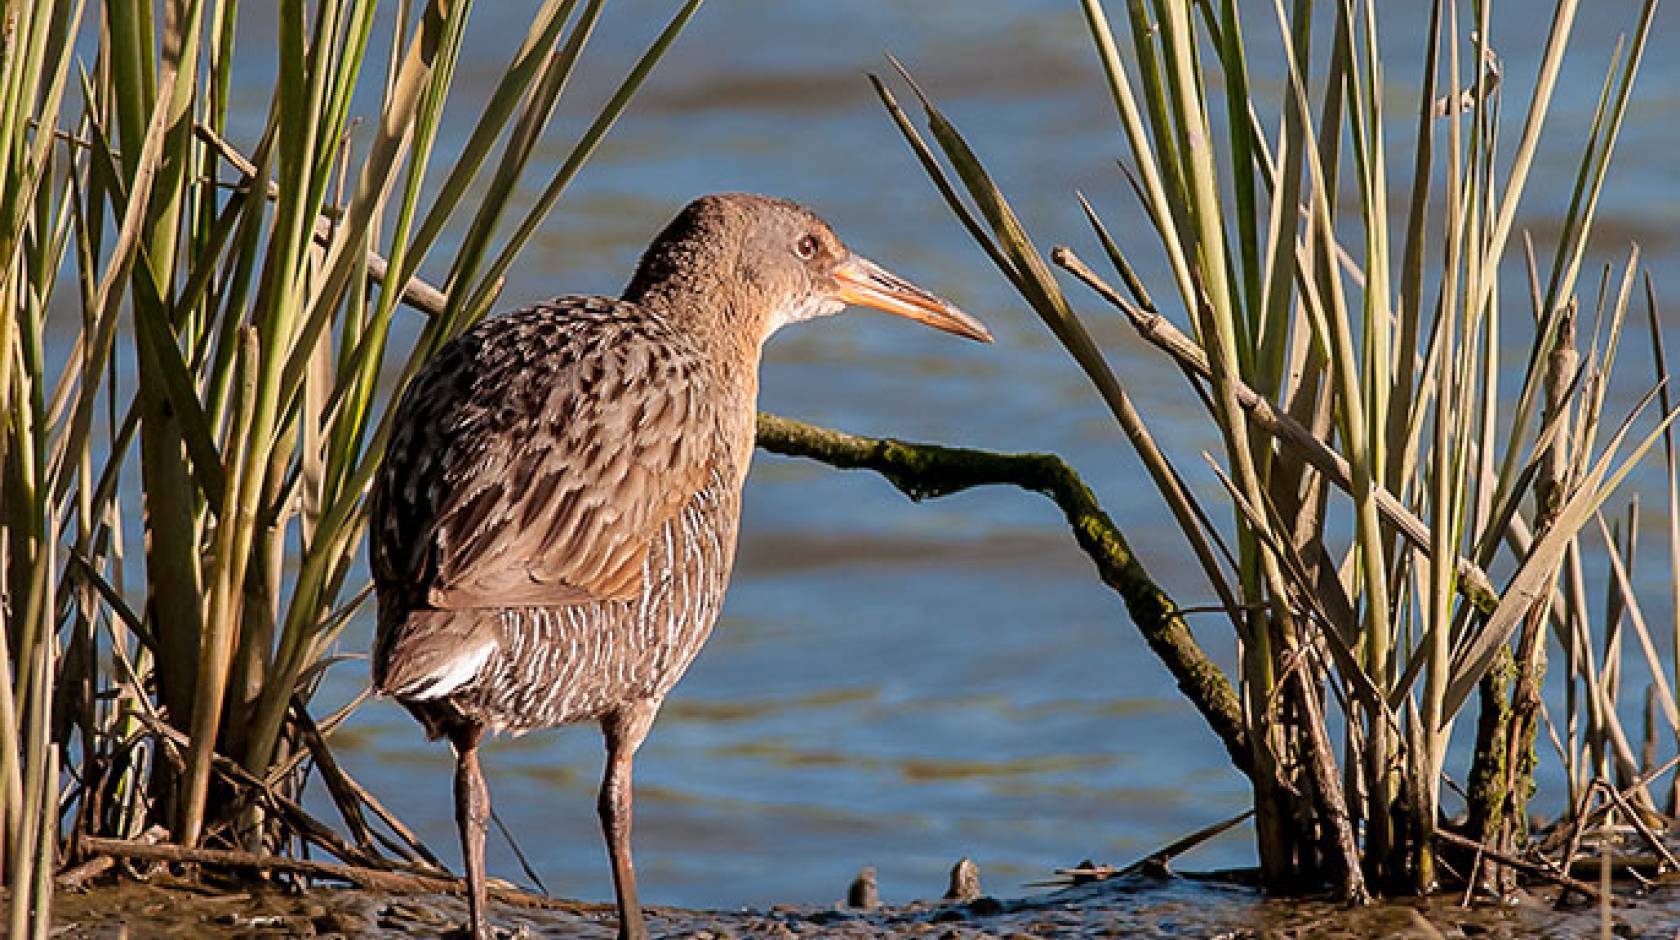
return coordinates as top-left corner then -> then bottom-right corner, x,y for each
756,412 -> 1252,778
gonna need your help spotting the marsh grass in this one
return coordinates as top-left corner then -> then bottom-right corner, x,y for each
879,0 -> 1669,897
0,0 -> 697,927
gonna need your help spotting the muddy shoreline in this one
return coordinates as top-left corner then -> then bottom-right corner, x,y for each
48,870 -> 1680,939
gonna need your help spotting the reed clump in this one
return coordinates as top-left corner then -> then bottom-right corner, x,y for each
0,0 -> 697,929
877,0 -> 1669,899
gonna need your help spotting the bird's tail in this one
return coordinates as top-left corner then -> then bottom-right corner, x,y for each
372,600 -> 501,704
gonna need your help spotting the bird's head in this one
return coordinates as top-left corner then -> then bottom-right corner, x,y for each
624,193 -> 992,348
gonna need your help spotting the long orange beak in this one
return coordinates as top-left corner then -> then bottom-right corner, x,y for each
832,255 -> 992,343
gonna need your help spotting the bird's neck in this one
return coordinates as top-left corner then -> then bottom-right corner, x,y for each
623,226 -> 780,355
633,290 -> 764,374
626,268 -> 771,383
623,239 -> 778,481
702,343 -> 763,488
627,285 -> 766,481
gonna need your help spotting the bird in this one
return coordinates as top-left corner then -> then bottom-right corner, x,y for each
370,192 -> 990,939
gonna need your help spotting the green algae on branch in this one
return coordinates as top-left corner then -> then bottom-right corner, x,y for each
755,412 -> 1252,779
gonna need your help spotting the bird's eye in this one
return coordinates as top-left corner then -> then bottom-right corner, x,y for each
794,234 -> 819,260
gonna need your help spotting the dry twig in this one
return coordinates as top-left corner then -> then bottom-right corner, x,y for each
1433,828 -> 1603,903
76,837 -> 594,913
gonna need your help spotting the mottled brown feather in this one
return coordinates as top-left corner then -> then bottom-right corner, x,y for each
371,297 -> 718,613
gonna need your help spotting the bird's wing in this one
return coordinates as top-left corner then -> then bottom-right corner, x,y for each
372,299 -> 717,609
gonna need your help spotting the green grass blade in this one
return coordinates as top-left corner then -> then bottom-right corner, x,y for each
456,0 -> 703,327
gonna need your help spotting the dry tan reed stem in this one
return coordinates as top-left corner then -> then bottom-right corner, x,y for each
76,836 -> 593,912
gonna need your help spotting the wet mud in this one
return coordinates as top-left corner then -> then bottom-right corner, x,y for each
50,872 -> 1680,939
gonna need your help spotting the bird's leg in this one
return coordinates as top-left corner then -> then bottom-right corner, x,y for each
600,700 -> 659,940
450,724 -> 492,940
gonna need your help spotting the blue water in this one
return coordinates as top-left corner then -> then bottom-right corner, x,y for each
273,0 -> 1680,911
